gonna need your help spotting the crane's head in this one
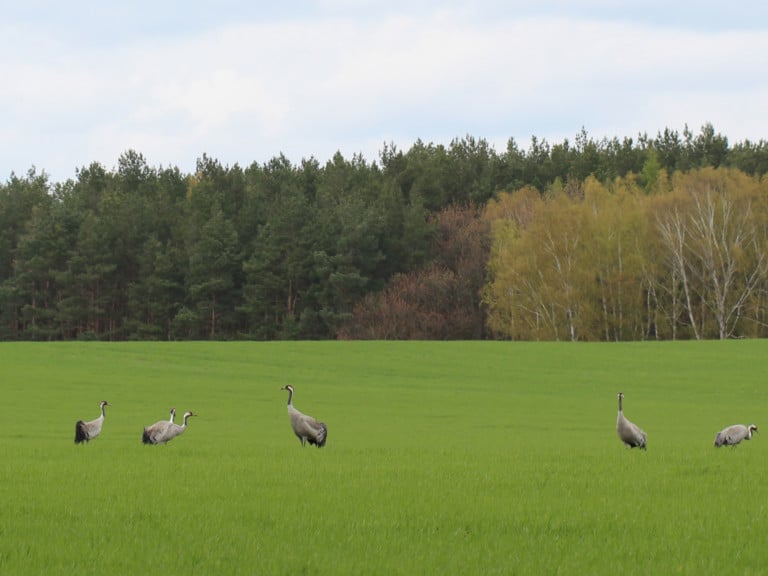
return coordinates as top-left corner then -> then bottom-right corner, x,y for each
281,385 -> 295,393
100,400 -> 111,408
749,424 -> 758,433
617,392 -> 624,400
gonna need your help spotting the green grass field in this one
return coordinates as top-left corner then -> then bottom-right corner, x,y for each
1,341 -> 766,575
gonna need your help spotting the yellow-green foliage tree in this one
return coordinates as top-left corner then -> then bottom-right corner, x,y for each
484,167 -> 768,340
581,176 -> 649,341
651,168 -> 768,339
484,185 -> 593,341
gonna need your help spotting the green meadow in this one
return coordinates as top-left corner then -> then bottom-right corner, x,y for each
1,341 -> 766,575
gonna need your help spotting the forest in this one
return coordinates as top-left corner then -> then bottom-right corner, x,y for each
2,123 -> 768,341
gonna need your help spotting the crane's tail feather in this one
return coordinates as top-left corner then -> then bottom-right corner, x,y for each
317,423 -> 327,448
74,421 -> 87,444
306,423 -> 328,447
142,428 -> 152,444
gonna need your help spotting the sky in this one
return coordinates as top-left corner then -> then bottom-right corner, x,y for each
2,1 -> 768,183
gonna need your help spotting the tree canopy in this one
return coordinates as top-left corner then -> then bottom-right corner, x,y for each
2,124 -> 768,340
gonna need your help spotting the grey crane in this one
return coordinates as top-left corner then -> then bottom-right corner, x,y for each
152,411 -> 196,445
714,424 -> 758,447
616,392 -> 646,450
142,407 -> 176,445
281,385 -> 327,447
74,400 -> 111,444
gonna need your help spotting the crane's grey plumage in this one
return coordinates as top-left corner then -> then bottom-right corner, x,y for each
142,412 -> 197,444
281,385 -> 327,448
714,424 -> 758,447
616,392 -> 646,450
142,407 -> 176,445
74,400 -> 110,444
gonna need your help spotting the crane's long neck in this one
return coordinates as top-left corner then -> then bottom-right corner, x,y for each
286,388 -> 294,406
100,404 -> 107,419
182,413 -> 191,427
169,410 -> 175,423
618,395 -> 623,414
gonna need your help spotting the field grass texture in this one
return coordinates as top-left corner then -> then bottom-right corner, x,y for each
1,341 -> 766,575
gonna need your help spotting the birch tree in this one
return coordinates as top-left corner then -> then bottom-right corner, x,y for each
583,178 -> 648,340
656,202 -> 701,339
654,169 -> 768,339
485,190 -> 590,340
682,171 -> 767,339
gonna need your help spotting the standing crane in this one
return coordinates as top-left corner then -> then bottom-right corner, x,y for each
142,407 -> 176,445
75,400 -> 111,444
281,385 -> 327,447
714,424 -> 758,447
143,411 -> 196,445
616,392 -> 646,450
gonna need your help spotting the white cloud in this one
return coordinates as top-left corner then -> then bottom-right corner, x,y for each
1,5 -> 768,182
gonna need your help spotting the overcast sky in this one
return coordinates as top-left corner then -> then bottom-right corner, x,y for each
2,1 -> 767,183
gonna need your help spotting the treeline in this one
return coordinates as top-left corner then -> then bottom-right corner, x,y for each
1,123 -> 767,341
